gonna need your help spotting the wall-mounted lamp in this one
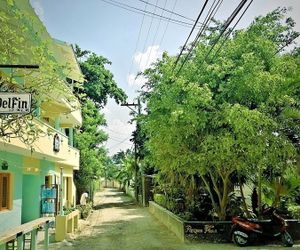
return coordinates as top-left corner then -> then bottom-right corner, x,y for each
1,161 -> 8,170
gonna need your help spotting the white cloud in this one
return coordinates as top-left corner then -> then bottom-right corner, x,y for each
102,106 -> 111,116
127,74 -> 147,87
103,119 -> 135,156
127,45 -> 162,87
134,45 -> 162,72
30,0 -> 45,22
109,119 -> 134,136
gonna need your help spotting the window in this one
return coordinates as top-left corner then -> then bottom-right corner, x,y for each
0,173 -> 10,211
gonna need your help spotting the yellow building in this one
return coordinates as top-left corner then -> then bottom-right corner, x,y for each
0,0 -> 83,233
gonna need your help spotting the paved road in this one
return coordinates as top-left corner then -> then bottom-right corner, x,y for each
47,188 -> 300,250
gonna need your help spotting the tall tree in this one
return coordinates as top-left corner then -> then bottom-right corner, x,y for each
73,45 -> 127,197
74,45 -> 126,107
140,8 -> 299,220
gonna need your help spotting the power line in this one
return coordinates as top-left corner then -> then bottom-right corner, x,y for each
108,136 -> 132,150
145,0 -> 168,68
139,0 -> 158,71
176,0 -> 249,76
175,0 -> 223,75
173,0 -> 209,68
201,0 -> 248,63
109,136 -> 132,145
276,35 -> 299,54
137,0 -> 195,22
127,1 -> 148,87
106,127 -> 132,136
211,0 -> 254,61
158,0 -> 178,47
99,0 -> 201,28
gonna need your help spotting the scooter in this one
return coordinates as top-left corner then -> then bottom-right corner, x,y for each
230,206 -> 294,247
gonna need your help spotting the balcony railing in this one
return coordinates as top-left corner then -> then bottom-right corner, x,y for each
0,118 -> 80,168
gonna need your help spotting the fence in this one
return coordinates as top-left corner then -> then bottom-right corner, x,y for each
0,217 -> 54,250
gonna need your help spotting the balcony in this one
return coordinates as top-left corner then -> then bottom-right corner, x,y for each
0,118 -> 80,169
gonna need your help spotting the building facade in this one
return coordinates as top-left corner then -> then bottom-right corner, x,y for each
0,0 -> 83,233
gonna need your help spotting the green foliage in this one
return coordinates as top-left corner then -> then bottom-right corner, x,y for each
76,203 -> 92,219
74,45 -> 127,107
263,167 -> 300,206
74,100 -> 108,194
140,8 -> 299,220
288,205 -> 300,220
73,46 -> 127,197
113,150 -> 135,189
154,193 -> 167,208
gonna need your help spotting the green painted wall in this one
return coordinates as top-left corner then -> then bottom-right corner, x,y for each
22,159 -> 55,223
0,150 -> 23,234
22,174 -> 42,223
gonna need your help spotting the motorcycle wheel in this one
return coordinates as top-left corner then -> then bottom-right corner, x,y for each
232,230 -> 249,247
281,232 -> 293,247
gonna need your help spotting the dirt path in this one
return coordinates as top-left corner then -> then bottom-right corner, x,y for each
47,188 -> 300,250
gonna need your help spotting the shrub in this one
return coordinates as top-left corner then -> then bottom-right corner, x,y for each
76,203 -> 92,219
154,194 -> 167,208
63,207 -> 76,215
288,205 -> 300,220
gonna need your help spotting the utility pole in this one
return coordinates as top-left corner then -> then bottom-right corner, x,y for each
121,100 -> 141,201
59,167 -> 64,215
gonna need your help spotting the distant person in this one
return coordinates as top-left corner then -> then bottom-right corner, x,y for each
80,191 -> 89,205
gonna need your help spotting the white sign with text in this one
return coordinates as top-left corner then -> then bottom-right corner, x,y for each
0,93 -> 31,114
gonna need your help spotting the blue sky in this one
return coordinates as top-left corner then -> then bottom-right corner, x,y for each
29,0 -> 300,156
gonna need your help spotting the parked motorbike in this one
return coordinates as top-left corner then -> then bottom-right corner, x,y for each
230,206 -> 294,247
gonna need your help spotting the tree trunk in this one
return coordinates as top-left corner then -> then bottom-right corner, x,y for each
238,173 -> 250,217
258,166 -> 262,218
219,175 -> 230,221
273,177 -> 281,207
200,175 -> 219,219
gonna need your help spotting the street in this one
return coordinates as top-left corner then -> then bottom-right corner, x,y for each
46,188 -> 300,250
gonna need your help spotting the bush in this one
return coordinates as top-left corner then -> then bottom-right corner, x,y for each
63,207 -> 76,215
288,205 -> 300,220
154,194 -> 167,208
76,203 -> 92,219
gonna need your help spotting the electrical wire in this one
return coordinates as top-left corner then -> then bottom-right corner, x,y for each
99,0 -> 202,28
211,0 -> 254,61
144,0 -> 168,68
127,1 -> 148,88
106,127 -> 131,136
175,0 -> 223,75
158,0 -> 178,47
201,0 -> 248,63
275,35 -> 300,54
136,0 -> 159,79
173,0 -> 209,68
109,136 -> 132,145
108,136 -> 132,150
137,0 -> 195,22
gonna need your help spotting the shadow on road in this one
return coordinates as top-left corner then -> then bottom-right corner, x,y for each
93,201 -> 136,209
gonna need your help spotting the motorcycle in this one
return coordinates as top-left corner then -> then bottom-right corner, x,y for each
230,206 -> 294,247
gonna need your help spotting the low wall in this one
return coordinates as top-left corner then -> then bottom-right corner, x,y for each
125,185 -> 135,200
184,221 -> 232,242
55,210 -> 79,241
149,201 -> 300,243
100,180 -> 121,189
149,201 -> 185,242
